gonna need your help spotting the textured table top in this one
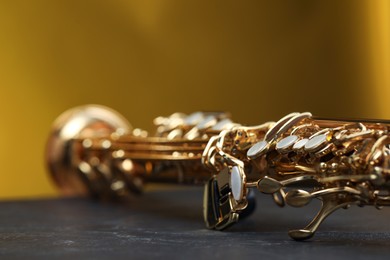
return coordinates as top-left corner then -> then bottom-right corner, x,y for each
1,186 -> 390,259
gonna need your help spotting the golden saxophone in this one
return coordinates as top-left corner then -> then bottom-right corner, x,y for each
46,106 -> 390,240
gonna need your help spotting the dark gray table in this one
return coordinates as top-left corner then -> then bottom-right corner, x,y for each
0,186 -> 390,259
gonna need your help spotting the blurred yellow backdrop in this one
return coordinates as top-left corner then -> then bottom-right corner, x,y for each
0,1 -> 389,199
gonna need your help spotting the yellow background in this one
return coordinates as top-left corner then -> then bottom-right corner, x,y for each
0,1 -> 389,199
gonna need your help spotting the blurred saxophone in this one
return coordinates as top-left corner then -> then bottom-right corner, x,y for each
45,105 -> 235,199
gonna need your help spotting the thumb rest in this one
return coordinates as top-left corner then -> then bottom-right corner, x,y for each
46,106 -> 390,240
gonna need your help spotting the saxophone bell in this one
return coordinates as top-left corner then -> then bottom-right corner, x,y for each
45,105 -> 132,197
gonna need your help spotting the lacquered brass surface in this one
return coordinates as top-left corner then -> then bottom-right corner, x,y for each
46,105 -> 132,197
202,112 -> 390,240
46,105 -> 233,200
47,106 -> 390,240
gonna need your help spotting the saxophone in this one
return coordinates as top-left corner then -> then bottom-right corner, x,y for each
46,106 -> 390,240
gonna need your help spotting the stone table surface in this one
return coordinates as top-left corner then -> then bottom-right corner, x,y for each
0,186 -> 390,259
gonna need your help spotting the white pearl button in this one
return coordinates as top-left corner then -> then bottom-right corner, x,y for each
247,140 -> 268,159
304,134 -> 328,151
293,138 -> 309,150
276,135 -> 298,151
230,166 -> 243,201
